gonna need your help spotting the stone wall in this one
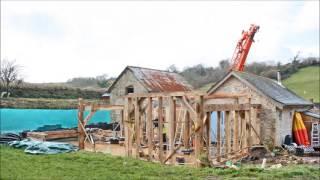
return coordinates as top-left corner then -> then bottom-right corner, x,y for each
109,70 -> 148,122
207,76 -> 278,146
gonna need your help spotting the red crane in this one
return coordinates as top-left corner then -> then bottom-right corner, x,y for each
230,24 -> 260,71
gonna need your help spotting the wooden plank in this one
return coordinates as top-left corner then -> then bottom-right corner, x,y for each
78,98 -> 85,150
124,91 -> 248,99
120,110 -> 124,137
224,111 -> 231,157
246,113 -> 251,147
163,144 -> 182,164
128,98 -> 133,156
216,111 -> 221,162
233,110 -> 239,151
124,98 -> 129,156
204,104 -> 260,112
184,111 -> 190,149
124,91 -> 206,98
84,104 -> 124,111
168,96 -> 176,164
241,111 -> 247,149
147,97 -> 152,161
158,97 -> 164,163
247,98 -> 252,147
134,97 -> 140,158
204,93 -> 248,100
251,108 -> 261,144
206,112 -> 211,160
195,95 -> 204,166
180,96 -> 197,121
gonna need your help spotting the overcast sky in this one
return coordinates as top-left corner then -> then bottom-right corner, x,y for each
1,1 -> 319,83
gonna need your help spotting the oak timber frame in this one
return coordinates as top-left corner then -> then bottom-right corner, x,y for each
77,98 -> 124,150
122,91 -> 261,166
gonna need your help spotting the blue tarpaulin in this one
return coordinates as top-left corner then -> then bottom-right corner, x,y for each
0,108 -> 111,133
8,139 -> 78,154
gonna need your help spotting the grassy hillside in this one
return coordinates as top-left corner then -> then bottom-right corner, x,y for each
283,66 -> 320,102
1,84 -> 103,99
1,146 -> 319,179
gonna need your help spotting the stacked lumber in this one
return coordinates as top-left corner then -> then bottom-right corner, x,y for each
27,129 -> 78,141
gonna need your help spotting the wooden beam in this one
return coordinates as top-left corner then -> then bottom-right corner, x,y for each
120,110 -> 124,137
158,97 -> 164,163
195,95 -> 204,164
128,98 -> 133,156
84,104 -> 124,111
124,91 -> 248,99
147,97 -> 152,161
134,97 -> 140,159
233,110 -> 239,152
204,104 -> 260,112
241,111 -> 247,150
184,111 -> 190,149
168,96 -> 176,164
247,98 -> 252,147
206,112 -> 211,160
180,96 -> 197,120
163,144 -> 182,164
78,98 -> 85,150
224,111 -> 231,157
83,110 -> 96,126
204,93 -> 248,100
216,111 -> 221,162
124,98 -> 129,156
123,91 -> 205,98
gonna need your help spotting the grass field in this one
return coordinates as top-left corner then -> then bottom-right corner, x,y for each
1,146 -> 319,179
283,66 -> 320,102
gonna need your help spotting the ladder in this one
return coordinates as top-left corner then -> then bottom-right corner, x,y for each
174,109 -> 186,144
311,123 -> 319,146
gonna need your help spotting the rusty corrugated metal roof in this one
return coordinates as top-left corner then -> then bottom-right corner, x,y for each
107,66 -> 193,93
128,66 -> 193,92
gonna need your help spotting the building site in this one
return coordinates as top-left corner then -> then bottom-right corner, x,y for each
1,1 -> 319,179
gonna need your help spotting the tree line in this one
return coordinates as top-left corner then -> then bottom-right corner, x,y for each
168,55 -> 320,89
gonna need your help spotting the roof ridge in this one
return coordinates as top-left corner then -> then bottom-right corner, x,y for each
127,65 -> 176,74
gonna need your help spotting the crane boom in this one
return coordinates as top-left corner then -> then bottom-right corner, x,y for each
230,24 -> 260,71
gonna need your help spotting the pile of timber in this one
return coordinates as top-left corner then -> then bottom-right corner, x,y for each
27,129 -> 78,141
90,129 -> 114,142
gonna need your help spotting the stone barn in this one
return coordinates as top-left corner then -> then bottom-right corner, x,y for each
207,71 -> 313,146
107,66 -> 193,121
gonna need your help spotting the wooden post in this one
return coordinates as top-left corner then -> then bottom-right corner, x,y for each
247,98 -> 252,147
216,111 -> 221,162
78,98 -> 85,150
241,111 -> 247,149
169,96 -> 176,164
158,97 -> 164,163
195,95 -> 204,164
147,97 -> 152,161
134,97 -> 140,158
253,108 -> 260,144
183,111 -> 190,148
224,111 -> 230,157
233,110 -> 239,152
245,110 -> 251,148
206,111 -> 211,160
120,110 -> 124,137
124,98 -> 129,156
128,98 -> 133,156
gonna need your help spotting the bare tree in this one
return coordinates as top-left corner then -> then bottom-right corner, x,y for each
167,64 -> 179,73
0,59 -> 23,95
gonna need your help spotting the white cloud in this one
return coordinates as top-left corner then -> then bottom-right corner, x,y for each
1,1 -> 319,82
